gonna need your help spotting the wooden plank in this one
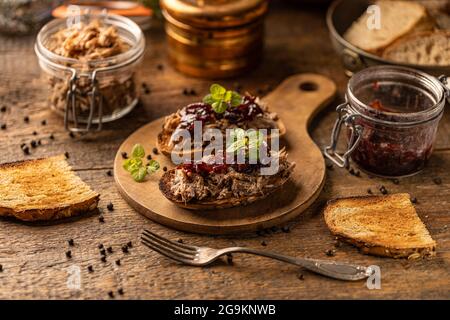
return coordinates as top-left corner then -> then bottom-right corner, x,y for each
0,3 -> 449,299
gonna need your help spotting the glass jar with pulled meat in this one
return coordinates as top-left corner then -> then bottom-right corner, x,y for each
325,66 -> 448,178
35,14 -> 145,132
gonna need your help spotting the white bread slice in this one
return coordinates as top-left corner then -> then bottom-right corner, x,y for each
382,30 -> 450,66
0,155 -> 99,221
324,193 -> 436,259
344,1 -> 432,54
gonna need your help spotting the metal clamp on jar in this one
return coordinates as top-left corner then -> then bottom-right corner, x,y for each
325,65 -> 449,178
35,13 -> 145,132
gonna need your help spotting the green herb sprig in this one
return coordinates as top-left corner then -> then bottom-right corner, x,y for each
203,84 -> 242,113
226,129 -> 265,162
123,144 -> 160,182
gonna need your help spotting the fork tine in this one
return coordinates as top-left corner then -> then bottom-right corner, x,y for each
141,238 -> 188,263
143,229 -> 197,251
141,235 -> 195,261
142,231 -> 196,256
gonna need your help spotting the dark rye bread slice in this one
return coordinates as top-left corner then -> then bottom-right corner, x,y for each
159,167 -> 293,210
0,155 -> 99,221
324,193 -> 436,259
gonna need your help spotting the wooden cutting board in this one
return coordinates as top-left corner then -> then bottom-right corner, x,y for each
114,73 -> 336,234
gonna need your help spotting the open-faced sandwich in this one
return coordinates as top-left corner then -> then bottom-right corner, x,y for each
157,84 -> 286,157
159,148 -> 295,210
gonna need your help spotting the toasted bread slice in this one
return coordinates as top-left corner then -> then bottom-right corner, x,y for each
0,155 -> 99,221
324,193 -> 436,259
382,30 -> 450,66
344,1 -> 433,54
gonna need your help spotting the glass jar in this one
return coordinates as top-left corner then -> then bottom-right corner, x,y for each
34,13 -> 145,132
325,66 -> 449,178
0,0 -> 62,35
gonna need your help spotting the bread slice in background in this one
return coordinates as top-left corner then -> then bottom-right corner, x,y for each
344,1 -> 433,54
0,155 -> 99,221
324,193 -> 436,259
382,30 -> 450,65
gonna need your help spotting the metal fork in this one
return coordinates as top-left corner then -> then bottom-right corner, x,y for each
141,229 -> 373,281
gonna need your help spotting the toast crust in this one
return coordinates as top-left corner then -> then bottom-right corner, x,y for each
324,194 -> 436,259
0,155 -> 100,221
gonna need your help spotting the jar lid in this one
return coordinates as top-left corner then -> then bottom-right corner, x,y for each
160,0 -> 268,28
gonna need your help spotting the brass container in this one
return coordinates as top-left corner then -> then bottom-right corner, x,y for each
160,0 -> 268,78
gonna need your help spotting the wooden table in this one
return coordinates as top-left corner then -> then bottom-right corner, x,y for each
0,3 -> 449,300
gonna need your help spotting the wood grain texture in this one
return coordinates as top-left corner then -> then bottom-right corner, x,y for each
0,2 -> 449,299
113,73 -> 335,234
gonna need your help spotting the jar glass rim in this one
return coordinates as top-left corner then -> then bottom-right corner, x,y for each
35,13 -> 145,70
347,65 -> 446,124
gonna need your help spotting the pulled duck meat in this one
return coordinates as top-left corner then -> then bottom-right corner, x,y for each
169,151 -> 295,203
44,20 -> 138,121
165,95 -> 280,147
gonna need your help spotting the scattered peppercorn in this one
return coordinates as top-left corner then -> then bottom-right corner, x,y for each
118,288 -> 124,295
121,152 -> 128,159
88,265 -> 93,272
433,177 -> 442,185
68,239 -> 74,246
261,241 -> 267,247
392,179 -> 400,185
163,166 -> 167,172
24,116 -> 29,123
0,123 -> 6,130
379,185 -> 388,195
64,151 -> 70,159
108,291 -> 114,298
100,249 -> 106,256
101,256 -> 107,263
22,146 -> 30,155
37,140 -> 42,146
127,241 -> 133,248
182,88 -> 189,95
325,249 -> 335,257
297,273 -> 304,281
144,87 -> 151,95
115,259 -> 121,266
49,134 -> 54,140
146,154 -> 152,160
32,131 -> 37,135
106,170 -> 113,177
157,64 -> 164,71
0,264 -> 3,272
41,120 -> 47,126
189,89 -> 197,96
0,106 -> 6,112
98,244 -> 104,249
121,245 -> 129,253
152,147 -> 158,155
177,239 -> 183,243
30,140 -> 37,148
367,188 -> 373,194
69,132 -> 75,138
66,251 -> 72,259
411,197 -> 418,204
98,216 -> 104,223
107,202 -> 114,211
107,246 -> 113,254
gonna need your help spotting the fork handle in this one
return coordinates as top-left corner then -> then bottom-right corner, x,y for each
217,247 -> 370,281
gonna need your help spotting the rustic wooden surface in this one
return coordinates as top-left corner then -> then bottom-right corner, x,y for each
113,74 -> 335,234
0,2 -> 449,299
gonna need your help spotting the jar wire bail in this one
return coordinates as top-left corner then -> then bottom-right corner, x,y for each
323,100 -> 363,169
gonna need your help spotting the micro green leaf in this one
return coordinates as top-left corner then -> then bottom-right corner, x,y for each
147,159 -> 160,174
131,143 -> 145,159
131,166 -> 147,182
123,158 -> 142,172
203,84 -> 242,113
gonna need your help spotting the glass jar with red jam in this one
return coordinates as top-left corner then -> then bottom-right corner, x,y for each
325,66 -> 449,178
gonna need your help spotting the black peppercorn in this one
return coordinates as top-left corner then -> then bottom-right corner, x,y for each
32,131 -> 37,135
24,116 -> 29,123
101,256 -> 106,263
182,88 -> 189,95
108,291 -> 114,298
41,120 -> 47,126
0,264 -> 3,272
152,147 -> 158,155
157,64 -> 164,71
22,146 -> 30,155
411,197 -> 418,204
367,188 -> 373,194
98,244 -> 104,249
68,239 -> 74,246
379,185 -> 388,195
261,241 -> 267,247
64,152 -> 69,159
0,106 -> 6,112
433,177 -> 442,185
325,249 -> 335,257
107,202 -> 114,211
0,123 -> 6,130
121,245 -> 129,253
121,152 -> 128,159
146,154 -> 152,160
38,140 -> 42,146
100,249 -> 106,256
69,132 -> 75,138
88,265 -> 93,272
177,239 -> 183,243
98,216 -> 104,223
297,273 -> 304,281
30,140 -> 37,148
127,241 -> 133,248
106,170 -> 113,177
189,89 -> 197,96
118,288 -> 124,295
163,166 -> 167,172
107,246 -> 113,253
115,259 -> 121,266
49,134 -> 54,140
66,251 -> 72,259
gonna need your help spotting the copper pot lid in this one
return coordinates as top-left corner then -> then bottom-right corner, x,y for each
160,0 -> 268,28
